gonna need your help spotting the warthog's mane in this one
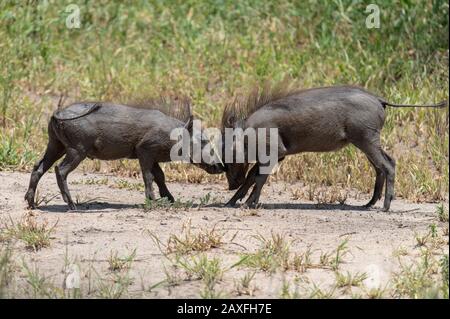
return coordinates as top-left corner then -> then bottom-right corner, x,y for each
55,95 -> 192,122
221,80 -> 303,129
125,96 -> 192,122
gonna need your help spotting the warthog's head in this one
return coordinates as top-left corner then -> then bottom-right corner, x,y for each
220,123 -> 250,190
184,116 -> 226,174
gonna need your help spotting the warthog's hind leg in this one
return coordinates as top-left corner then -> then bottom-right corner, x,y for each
55,147 -> 86,210
364,158 -> 385,208
25,138 -> 65,209
353,139 -> 395,211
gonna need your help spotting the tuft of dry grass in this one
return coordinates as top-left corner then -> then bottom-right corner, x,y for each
436,204 -> 449,223
335,271 -> 368,290
150,220 -> 225,256
234,271 -> 257,296
167,222 -> 224,255
1,213 -> 57,251
240,232 -> 292,272
107,249 -> 136,272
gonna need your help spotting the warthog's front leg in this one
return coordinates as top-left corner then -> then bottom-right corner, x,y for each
225,164 -> 259,207
244,172 -> 269,208
152,163 -> 174,202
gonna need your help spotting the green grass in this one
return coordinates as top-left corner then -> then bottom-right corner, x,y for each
0,244 -> 14,298
393,250 -> 449,298
0,0 -> 448,201
436,204 -> 449,222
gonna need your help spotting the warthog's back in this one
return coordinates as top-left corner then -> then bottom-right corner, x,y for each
50,102 -> 183,161
53,102 -> 101,120
245,86 -> 386,154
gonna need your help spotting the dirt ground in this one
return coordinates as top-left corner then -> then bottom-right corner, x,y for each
0,171 -> 448,298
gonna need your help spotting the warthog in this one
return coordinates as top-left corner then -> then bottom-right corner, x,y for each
25,98 -> 224,210
221,84 -> 446,211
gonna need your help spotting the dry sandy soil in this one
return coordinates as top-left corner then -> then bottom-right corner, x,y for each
0,171 -> 448,298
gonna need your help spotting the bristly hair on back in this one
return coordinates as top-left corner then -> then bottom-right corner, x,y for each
55,93 -> 192,123
221,79 -> 301,129
126,95 -> 192,122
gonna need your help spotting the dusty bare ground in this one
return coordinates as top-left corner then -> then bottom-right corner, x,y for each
0,171 -> 448,298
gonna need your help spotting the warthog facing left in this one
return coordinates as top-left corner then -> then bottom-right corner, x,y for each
25,98 -> 224,210
221,84 -> 447,211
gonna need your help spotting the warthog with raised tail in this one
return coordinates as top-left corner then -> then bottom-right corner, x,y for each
25,98 -> 224,210
221,84 -> 447,211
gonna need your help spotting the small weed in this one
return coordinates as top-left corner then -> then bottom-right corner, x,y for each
392,246 -> 409,257
280,280 -> 300,299
364,286 -> 386,299
436,204 -> 449,222
318,238 -> 350,271
0,244 -> 14,298
95,273 -> 133,299
113,179 -> 144,192
393,248 -> 446,298
291,246 -> 313,273
108,249 -> 136,272
240,232 -> 291,273
143,197 -> 193,211
33,190 -> 58,208
75,194 -> 104,206
198,192 -> 211,207
234,271 -> 256,296
2,213 -> 57,251
308,283 -> 336,299
335,271 -> 367,289
177,255 -> 224,288
167,221 -> 225,255
440,255 -> 449,298
72,177 -> 109,186
414,231 -> 431,248
200,283 -> 224,299
22,261 -> 60,298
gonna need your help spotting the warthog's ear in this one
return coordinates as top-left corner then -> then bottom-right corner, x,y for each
225,115 -> 235,128
185,115 -> 194,134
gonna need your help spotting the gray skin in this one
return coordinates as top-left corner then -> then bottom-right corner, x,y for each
25,102 -> 224,210
223,86 -> 447,211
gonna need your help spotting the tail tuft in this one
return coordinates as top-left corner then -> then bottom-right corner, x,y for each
381,99 -> 448,108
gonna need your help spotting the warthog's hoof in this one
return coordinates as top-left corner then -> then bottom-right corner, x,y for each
364,201 -> 375,208
68,202 -> 77,211
24,191 -> 36,209
224,201 -> 237,208
243,202 -> 258,209
167,195 -> 175,203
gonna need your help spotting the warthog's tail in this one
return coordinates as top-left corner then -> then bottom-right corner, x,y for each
379,99 -> 447,108
53,103 -> 102,121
